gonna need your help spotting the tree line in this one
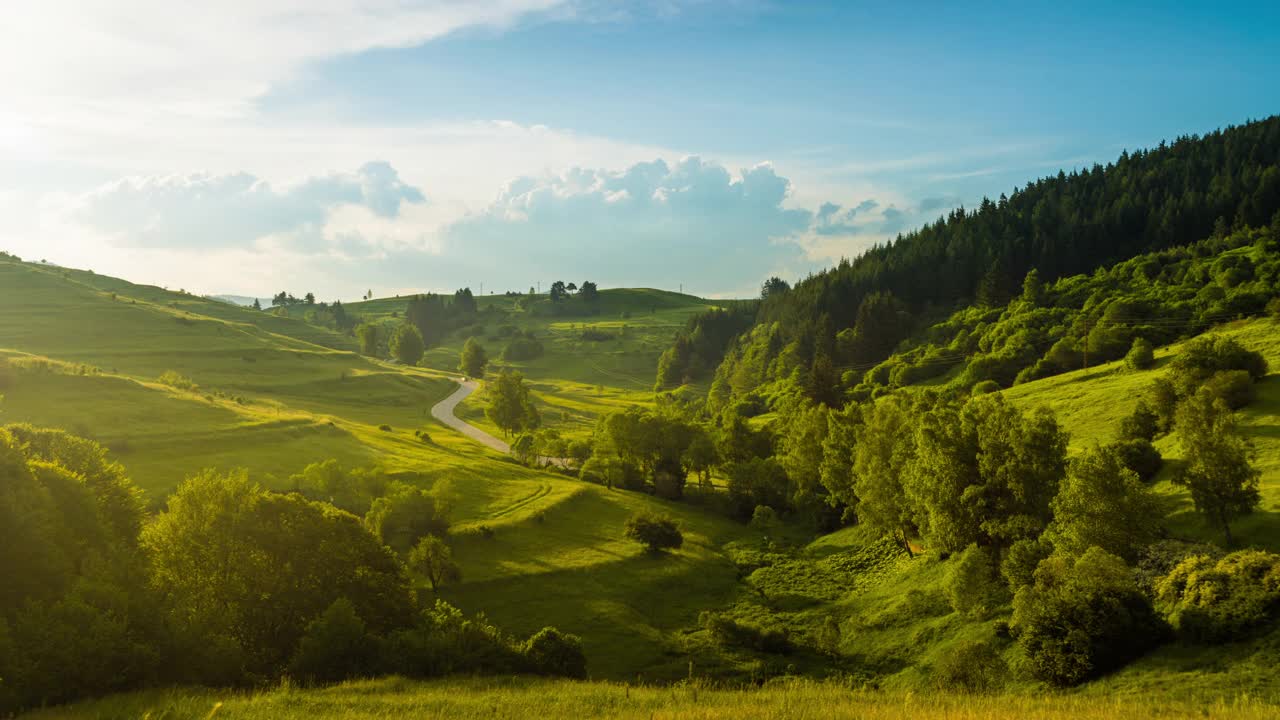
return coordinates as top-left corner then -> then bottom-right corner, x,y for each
661,116 -> 1280,405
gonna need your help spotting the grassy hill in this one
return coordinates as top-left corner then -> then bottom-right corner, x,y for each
0,258 -> 754,681
346,288 -> 730,440
1004,316 -> 1280,550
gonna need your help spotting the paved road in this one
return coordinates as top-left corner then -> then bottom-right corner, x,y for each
430,378 -> 510,454
430,377 -> 570,468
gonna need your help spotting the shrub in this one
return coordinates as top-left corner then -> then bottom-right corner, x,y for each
1170,335 -> 1268,384
932,639 -> 1008,693
1135,539 -> 1223,593
946,544 -> 1007,618
1202,369 -> 1257,409
971,379 -> 1001,395
1155,550 -> 1280,643
1125,337 -> 1156,370
1011,548 -> 1165,687
1001,537 -> 1053,591
699,611 -> 792,654
379,424 -> 392,432
157,370 -> 197,391
287,598 -> 380,685
501,336 -> 544,361
1118,400 -> 1160,442
523,627 -> 587,678
1108,439 -> 1163,482
579,328 -> 614,342
624,513 -> 683,553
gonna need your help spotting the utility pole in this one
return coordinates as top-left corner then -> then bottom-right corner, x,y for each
1082,320 -> 1090,372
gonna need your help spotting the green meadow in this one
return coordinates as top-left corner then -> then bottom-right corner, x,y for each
6,254 -> 1280,715
25,676 -> 1280,720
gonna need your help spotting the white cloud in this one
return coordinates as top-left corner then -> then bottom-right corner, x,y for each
69,162 -> 424,249
2,1 -> 567,124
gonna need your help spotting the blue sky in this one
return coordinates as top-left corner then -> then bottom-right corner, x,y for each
2,1 -> 1278,299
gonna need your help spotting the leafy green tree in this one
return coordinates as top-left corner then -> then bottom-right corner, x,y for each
1011,548 -> 1165,687
624,513 -> 683,553
390,323 -> 425,366
459,337 -> 488,378
145,470 -> 415,677
777,403 -> 830,523
523,627 -> 587,678
1155,550 -> 1280,642
1174,390 -> 1262,545
364,484 -> 450,554
1118,399 -> 1160,442
408,535 -> 462,592
287,598 -> 379,684
485,369 -> 540,438
945,544 -> 1006,618
578,281 -> 599,303
356,323 -> 379,356
726,457 -> 790,521
760,276 -> 790,299
849,397 -> 918,555
548,280 -> 567,302
1125,337 -> 1156,370
906,396 -> 1066,555
1049,446 -> 1162,561
682,429 -> 718,487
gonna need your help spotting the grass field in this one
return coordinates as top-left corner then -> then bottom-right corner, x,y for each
24,676 -> 1280,720
0,258 -> 752,681
346,288 -> 726,440
1004,316 -> 1280,550
6,255 -> 1280,708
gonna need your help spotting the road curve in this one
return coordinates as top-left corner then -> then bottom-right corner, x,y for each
430,378 -> 510,454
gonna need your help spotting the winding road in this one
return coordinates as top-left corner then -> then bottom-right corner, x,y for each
430,378 -> 510,454
430,377 -> 570,468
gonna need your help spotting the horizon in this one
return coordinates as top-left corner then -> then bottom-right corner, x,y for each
3,1 -> 1278,300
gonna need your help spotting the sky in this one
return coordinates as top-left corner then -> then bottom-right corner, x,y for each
2,1 -> 1278,300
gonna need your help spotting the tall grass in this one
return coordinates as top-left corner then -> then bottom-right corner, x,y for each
23,676 -> 1280,720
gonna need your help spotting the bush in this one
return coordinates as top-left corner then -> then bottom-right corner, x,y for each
1155,550 -> 1280,643
624,513 -> 683,553
579,328 -> 614,342
157,370 -> 197,391
287,598 -> 380,685
501,336 -> 544,361
1108,439 -> 1163,483
699,611 -> 792,654
1125,337 -> 1156,370
971,379 -> 1001,395
1001,537 -> 1053,591
523,627 -> 587,678
932,639 -> 1008,693
1202,369 -> 1257,410
946,544 -> 1007,617
1118,400 -> 1160,442
1011,548 -> 1165,687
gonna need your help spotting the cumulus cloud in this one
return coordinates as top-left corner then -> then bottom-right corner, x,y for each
440,157 -> 814,288
71,162 -> 424,249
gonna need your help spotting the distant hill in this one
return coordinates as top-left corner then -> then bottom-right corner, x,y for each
208,293 -> 270,307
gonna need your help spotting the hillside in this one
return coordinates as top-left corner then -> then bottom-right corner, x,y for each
0,258 -> 755,683
666,116 -> 1280,408
345,287 -> 730,440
